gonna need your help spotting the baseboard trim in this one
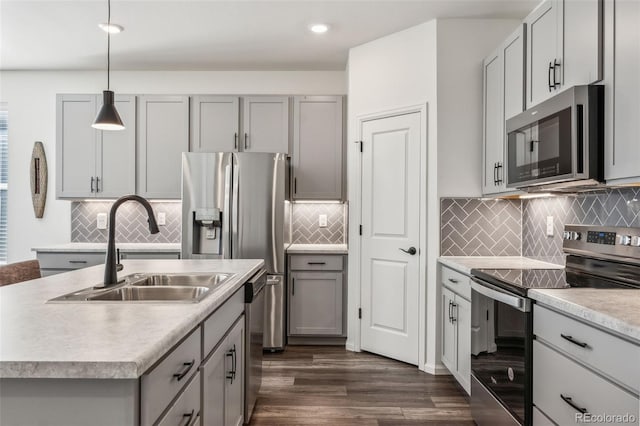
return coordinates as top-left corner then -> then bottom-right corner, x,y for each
423,362 -> 451,375
288,336 -> 346,346
345,342 -> 358,352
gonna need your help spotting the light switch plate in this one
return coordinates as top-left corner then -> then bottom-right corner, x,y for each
319,214 -> 328,228
546,216 -> 554,237
97,213 -> 107,230
157,212 -> 166,226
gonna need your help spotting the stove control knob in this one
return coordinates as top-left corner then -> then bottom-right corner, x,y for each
631,236 -> 640,247
563,231 -> 572,240
618,235 -> 632,246
570,231 -> 581,241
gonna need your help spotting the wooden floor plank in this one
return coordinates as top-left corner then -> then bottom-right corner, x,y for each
249,346 -> 472,425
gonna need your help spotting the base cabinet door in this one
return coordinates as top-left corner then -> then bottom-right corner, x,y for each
289,271 -> 343,336
201,316 -> 244,426
441,286 -> 457,374
455,296 -> 471,392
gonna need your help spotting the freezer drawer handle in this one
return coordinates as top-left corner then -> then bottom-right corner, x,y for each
560,394 -> 588,414
560,334 -> 589,349
173,360 -> 195,381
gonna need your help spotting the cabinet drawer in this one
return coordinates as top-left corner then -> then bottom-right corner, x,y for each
203,289 -> 244,358
440,265 -> 471,300
289,255 -> 343,271
141,326 -> 202,426
156,373 -> 201,426
534,304 -> 640,393
36,252 -> 105,270
533,341 -> 639,425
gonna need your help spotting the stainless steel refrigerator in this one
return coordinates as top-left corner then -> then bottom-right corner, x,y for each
181,152 -> 287,349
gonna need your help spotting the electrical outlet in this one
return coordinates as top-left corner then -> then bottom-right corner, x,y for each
319,214 -> 328,228
97,213 -> 107,230
157,212 -> 166,226
546,216 -> 554,237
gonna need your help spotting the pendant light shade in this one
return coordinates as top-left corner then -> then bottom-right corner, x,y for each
92,0 -> 125,130
93,90 -> 124,130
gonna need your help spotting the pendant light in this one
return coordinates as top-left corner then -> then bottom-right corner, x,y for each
92,0 -> 124,131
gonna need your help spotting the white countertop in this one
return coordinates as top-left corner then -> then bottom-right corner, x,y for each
0,259 -> 263,379
530,289 -> 640,344
287,244 -> 348,254
438,256 -> 564,275
31,242 -> 181,253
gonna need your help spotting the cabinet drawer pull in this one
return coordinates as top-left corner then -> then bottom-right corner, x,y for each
448,278 -> 459,284
451,302 -> 457,323
179,409 -> 195,426
68,260 -> 87,264
307,262 -> 326,265
560,334 -> 589,349
560,394 -> 588,414
172,360 -> 195,381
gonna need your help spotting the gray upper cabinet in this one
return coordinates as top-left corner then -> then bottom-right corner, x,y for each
190,96 -> 240,152
56,94 -> 135,199
292,96 -> 343,200
242,96 -> 289,153
603,0 -> 640,184
137,95 -> 189,199
482,25 -> 525,196
525,0 -> 602,109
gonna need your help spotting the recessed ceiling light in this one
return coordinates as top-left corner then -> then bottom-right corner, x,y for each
98,23 -> 124,34
310,24 -> 329,34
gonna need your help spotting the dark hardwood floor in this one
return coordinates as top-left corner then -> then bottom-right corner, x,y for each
249,346 -> 473,426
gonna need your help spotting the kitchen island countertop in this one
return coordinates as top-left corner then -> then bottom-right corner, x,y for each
0,259 -> 263,379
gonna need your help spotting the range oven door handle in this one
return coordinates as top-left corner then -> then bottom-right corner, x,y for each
471,279 -> 531,312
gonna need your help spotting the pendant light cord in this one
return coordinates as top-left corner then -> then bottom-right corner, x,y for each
107,0 -> 111,90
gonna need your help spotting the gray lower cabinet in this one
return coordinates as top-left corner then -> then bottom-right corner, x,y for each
201,316 -> 245,426
288,254 -> 345,337
137,95 -> 190,199
56,94 -> 136,199
291,96 -> 344,200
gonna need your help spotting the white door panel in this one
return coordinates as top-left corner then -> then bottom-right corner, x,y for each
360,112 -> 420,365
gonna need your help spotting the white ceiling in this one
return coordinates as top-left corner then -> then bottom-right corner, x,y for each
1,0 -> 538,71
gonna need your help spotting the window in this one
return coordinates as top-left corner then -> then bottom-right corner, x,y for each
0,106 -> 7,264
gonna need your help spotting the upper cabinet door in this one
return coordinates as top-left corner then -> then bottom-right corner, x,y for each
56,94 -> 98,198
562,0 -> 602,88
137,95 -> 189,199
97,95 -> 136,198
525,0 -> 562,108
503,25 -> 526,121
191,96 -> 240,152
292,96 -> 343,200
242,96 -> 289,153
482,50 -> 504,195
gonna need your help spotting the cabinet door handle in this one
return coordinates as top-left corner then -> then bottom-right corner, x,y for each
179,409 -> 195,426
172,360 -> 195,381
552,59 -> 561,88
291,277 -> 295,296
244,132 -> 248,150
232,344 -> 237,375
548,61 -> 554,92
560,394 -> 588,414
307,262 -> 326,265
560,334 -> 589,349
234,132 -> 238,149
95,176 -> 100,193
448,300 -> 452,323
448,278 -> 459,284
493,163 -> 497,185
90,176 -> 95,193
451,302 -> 457,323
294,178 -> 297,194
68,260 -> 87,264
226,346 -> 236,383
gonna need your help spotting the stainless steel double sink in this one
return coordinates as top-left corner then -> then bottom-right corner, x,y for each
48,273 -> 235,303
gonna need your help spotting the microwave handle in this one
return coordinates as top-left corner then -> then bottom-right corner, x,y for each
471,279 -> 531,312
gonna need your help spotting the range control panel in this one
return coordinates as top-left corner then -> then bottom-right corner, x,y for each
563,225 -> 640,260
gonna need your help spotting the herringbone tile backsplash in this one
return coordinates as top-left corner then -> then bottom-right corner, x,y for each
440,198 -> 522,256
522,188 -> 640,261
71,201 -> 182,243
291,203 -> 347,244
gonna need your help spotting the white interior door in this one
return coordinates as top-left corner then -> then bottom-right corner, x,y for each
360,112 -> 421,365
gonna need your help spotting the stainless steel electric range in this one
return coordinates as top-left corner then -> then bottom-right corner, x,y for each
469,224 -> 640,426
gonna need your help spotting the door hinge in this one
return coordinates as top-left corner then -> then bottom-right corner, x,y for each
358,308 -> 362,319
359,225 -> 362,236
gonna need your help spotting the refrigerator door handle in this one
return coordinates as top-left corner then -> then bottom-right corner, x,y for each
222,161 -> 233,259
231,155 -> 240,259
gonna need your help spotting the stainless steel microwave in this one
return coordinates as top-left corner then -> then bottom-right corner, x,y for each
505,85 -> 603,189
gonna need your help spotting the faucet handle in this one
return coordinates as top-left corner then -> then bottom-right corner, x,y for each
116,264 -> 124,272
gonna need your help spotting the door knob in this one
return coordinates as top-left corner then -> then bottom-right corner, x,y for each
399,247 -> 417,255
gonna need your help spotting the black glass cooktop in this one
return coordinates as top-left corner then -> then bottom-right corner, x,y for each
472,269 -> 570,296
